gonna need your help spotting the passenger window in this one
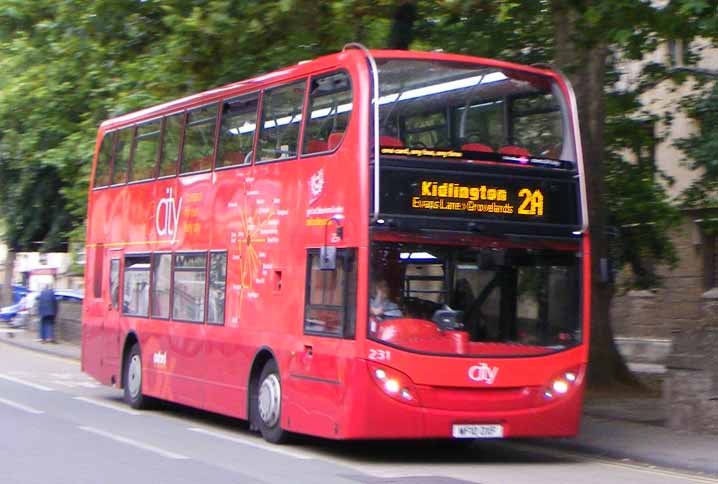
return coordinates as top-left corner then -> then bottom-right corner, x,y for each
304,249 -> 356,338
110,259 -> 120,310
112,127 -> 134,185
217,94 -> 258,168
405,111 -> 448,148
258,80 -> 306,162
172,253 -> 207,322
181,104 -> 218,173
151,253 -> 171,319
207,252 -> 227,325
455,100 -> 505,150
130,120 -> 161,182
303,71 -> 352,155
94,132 -> 115,188
512,94 -> 562,157
123,254 -> 151,317
159,113 -> 183,177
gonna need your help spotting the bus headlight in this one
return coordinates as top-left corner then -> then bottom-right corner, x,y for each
543,367 -> 582,400
368,362 -> 420,406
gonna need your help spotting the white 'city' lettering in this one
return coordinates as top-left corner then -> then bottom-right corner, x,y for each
468,362 -> 499,384
155,188 -> 182,244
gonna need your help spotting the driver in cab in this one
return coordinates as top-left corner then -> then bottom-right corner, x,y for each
370,279 -> 403,320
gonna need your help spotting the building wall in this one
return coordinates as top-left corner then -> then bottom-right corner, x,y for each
611,40 -> 717,362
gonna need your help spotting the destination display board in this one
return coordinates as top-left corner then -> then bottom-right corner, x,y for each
379,166 -> 580,228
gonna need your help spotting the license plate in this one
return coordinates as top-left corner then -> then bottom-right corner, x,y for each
452,424 -> 504,439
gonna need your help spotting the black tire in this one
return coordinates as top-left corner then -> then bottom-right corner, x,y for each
255,360 -> 288,444
123,343 -> 151,409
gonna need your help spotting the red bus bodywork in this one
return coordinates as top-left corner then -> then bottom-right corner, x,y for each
82,48 -> 590,440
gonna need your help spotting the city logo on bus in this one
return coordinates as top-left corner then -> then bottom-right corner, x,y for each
468,362 -> 499,384
155,187 -> 182,244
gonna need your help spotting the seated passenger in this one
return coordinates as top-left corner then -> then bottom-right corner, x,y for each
370,280 -> 403,320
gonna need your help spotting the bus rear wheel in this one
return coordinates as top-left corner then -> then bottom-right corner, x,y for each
123,343 -> 151,409
256,360 -> 288,444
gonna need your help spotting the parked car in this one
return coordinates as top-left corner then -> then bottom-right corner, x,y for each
0,289 -> 83,324
0,284 -> 31,304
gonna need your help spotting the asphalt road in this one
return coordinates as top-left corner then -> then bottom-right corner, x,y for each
0,344 -> 716,484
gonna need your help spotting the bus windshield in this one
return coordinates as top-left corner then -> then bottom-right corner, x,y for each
376,59 -> 575,163
369,242 -> 582,357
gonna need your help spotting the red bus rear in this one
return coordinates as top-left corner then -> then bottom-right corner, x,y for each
81,46 -> 589,443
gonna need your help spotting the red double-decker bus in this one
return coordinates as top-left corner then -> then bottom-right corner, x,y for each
82,45 -> 589,443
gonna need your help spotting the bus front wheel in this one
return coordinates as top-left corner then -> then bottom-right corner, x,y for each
256,360 -> 288,444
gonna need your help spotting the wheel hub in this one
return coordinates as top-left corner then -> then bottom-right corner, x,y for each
258,373 -> 281,427
128,354 -> 142,399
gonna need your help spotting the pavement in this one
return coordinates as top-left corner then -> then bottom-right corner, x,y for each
2,324 -> 717,477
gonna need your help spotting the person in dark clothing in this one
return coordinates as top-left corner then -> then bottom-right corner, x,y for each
37,284 -> 58,343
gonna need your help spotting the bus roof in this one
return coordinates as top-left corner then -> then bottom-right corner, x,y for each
99,49 -> 562,132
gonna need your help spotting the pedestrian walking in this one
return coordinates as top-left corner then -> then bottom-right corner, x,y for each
37,284 -> 58,343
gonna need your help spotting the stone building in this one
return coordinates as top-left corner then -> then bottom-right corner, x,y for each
611,39 -> 718,366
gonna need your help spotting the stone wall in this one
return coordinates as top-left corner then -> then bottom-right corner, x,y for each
663,290 -> 718,435
611,220 -> 705,340
56,300 -> 81,344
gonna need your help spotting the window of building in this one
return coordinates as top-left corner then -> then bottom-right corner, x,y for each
123,254 -> 151,317
181,104 -> 218,173
94,132 -> 115,188
110,258 -> 120,310
151,253 -> 172,319
258,80 -> 307,162
304,249 -> 356,337
207,252 -> 227,325
159,113 -> 183,178
173,253 -> 207,322
302,71 -> 352,155
130,120 -> 161,182
217,93 -> 259,169
111,127 -> 134,185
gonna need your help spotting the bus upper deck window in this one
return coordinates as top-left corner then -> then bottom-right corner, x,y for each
217,93 -> 259,169
181,103 -> 219,174
258,80 -> 306,162
111,127 -> 134,185
130,120 -> 161,182
302,71 -> 352,155
159,113 -> 183,177
93,132 -> 115,188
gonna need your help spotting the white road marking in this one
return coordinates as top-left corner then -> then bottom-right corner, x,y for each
0,397 -> 44,414
79,426 -> 189,460
187,427 -> 313,460
74,397 -> 142,416
0,373 -> 54,391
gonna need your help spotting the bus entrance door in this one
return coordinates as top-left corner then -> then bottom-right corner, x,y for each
102,256 -> 122,382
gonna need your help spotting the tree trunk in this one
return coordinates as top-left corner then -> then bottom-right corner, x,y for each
2,249 -> 15,306
388,1 -> 417,50
551,2 -> 640,388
